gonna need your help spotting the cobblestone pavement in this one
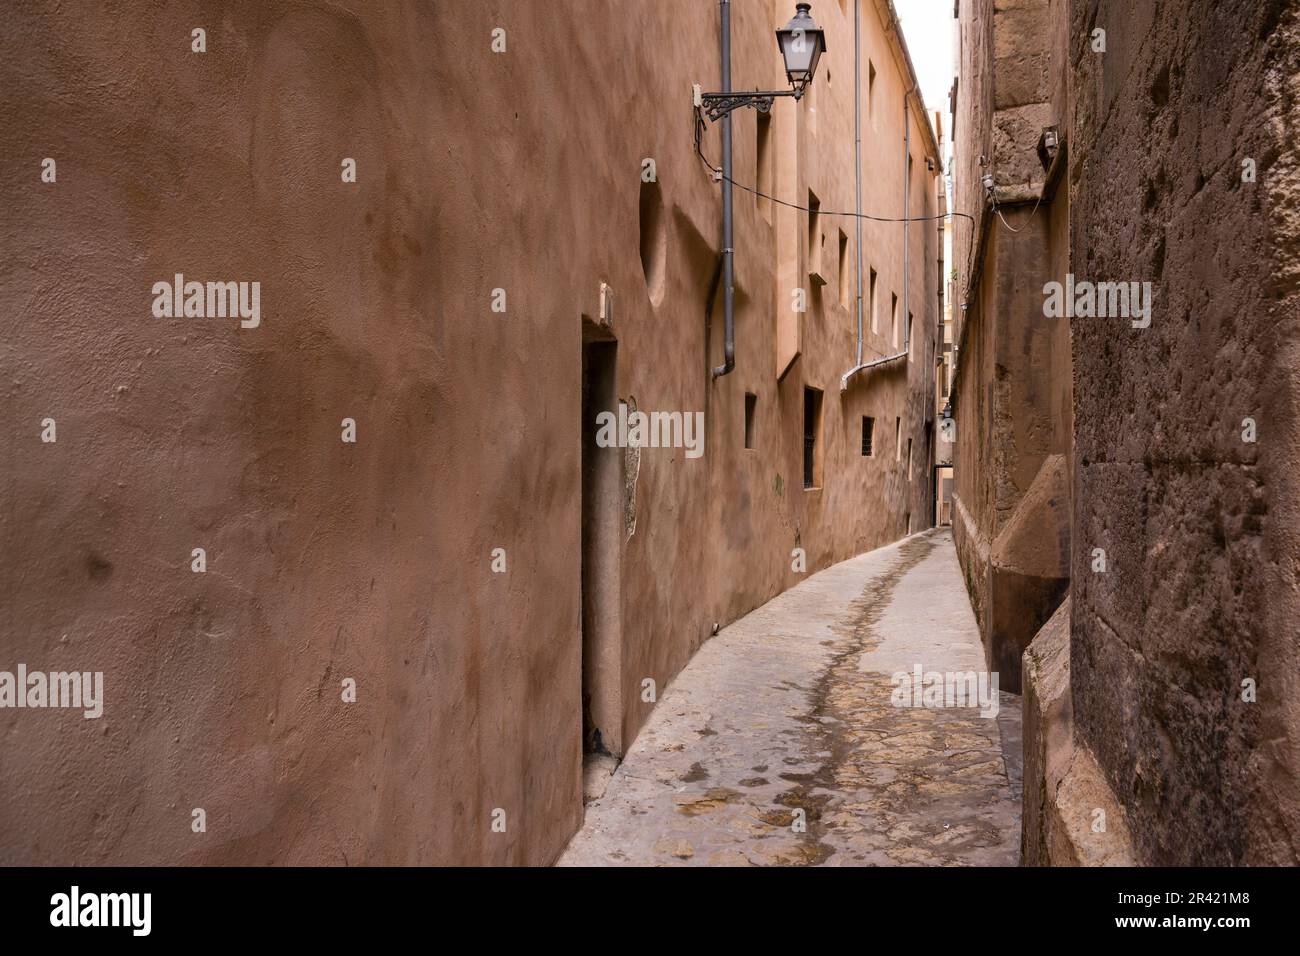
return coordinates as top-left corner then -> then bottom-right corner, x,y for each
558,529 -> 1022,866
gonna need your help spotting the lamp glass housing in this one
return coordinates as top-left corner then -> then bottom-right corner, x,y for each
776,3 -> 826,89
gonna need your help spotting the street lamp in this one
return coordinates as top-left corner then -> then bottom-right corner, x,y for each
776,3 -> 826,91
699,2 -> 829,379
696,3 -> 827,122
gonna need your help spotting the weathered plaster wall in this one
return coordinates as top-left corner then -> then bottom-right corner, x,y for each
620,0 -> 941,763
0,0 -> 939,865
1069,0 -> 1300,864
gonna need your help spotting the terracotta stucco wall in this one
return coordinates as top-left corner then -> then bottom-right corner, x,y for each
1,1 -> 939,864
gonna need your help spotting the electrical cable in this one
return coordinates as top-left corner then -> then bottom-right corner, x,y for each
990,189 -> 1043,233
693,104 -> 970,227
691,104 -> 1023,323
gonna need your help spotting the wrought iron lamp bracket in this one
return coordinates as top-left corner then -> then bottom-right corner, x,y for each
699,88 -> 801,122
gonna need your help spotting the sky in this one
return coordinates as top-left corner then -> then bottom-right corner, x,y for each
895,0 -> 955,139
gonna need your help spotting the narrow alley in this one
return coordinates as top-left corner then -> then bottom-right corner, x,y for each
561,530 -> 1021,866
4,0 -> 1295,911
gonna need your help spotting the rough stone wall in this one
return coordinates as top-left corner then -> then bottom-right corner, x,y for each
951,0 -> 996,637
952,0 -> 1072,691
990,0 -> 1055,201
953,0 -> 996,291
0,1 -> 939,864
1022,598 -> 1137,865
1069,0 -> 1300,864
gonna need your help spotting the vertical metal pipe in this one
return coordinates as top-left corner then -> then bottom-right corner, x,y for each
712,0 -> 736,378
840,0 -> 873,392
853,0 -> 864,369
903,91 -> 911,356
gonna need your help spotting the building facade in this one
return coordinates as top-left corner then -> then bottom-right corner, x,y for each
0,1 -> 940,865
953,0 -> 1300,864
935,111 -> 955,527
1059,0 -> 1300,866
950,0 -> 1072,693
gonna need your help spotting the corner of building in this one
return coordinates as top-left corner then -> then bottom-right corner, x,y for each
1021,596 -> 1136,866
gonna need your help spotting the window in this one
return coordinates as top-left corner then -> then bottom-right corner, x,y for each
907,310 -> 914,357
870,269 -> 878,333
868,61 -> 877,126
891,293 -> 900,348
639,179 -> 667,307
808,190 -> 824,286
807,66 -> 818,135
895,417 -> 902,461
838,229 -> 850,308
756,112 -> 773,222
907,438 -> 913,479
804,387 -> 824,489
744,392 -> 757,449
950,77 -> 959,142
861,416 -> 874,457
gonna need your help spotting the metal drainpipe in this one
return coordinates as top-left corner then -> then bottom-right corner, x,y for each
839,0 -> 870,392
853,0 -> 864,372
711,0 -> 736,379
903,89 -> 911,359
842,73 -> 917,391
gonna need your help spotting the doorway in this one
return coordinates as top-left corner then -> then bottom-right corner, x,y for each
580,326 -> 622,769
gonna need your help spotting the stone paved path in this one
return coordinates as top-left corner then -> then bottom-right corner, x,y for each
558,529 -> 1022,866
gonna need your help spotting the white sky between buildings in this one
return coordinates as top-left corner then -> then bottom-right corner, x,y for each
894,0 -> 956,312
896,0 -> 954,154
